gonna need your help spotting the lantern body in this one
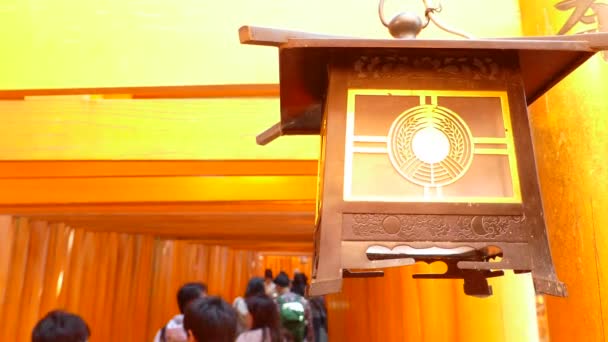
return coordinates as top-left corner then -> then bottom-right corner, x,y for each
239,26 -> 608,296
313,49 -> 558,296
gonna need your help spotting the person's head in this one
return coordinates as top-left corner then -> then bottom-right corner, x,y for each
264,269 -> 273,283
293,272 -> 308,286
246,295 -> 282,342
184,296 -> 237,342
291,272 -> 308,296
273,271 -> 290,292
245,277 -> 266,298
32,310 -> 90,342
177,282 -> 208,314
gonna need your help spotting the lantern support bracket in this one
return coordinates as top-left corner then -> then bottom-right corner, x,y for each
256,122 -> 282,146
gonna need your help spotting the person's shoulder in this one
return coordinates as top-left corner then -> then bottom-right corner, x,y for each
162,314 -> 188,342
290,292 -> 307,304
168,314 -> 184,325
153,328 -> 162,342
279,292 -> 308,305
164,326 -> 188,341
236,328 -> 263,342
233,296 -> 248,315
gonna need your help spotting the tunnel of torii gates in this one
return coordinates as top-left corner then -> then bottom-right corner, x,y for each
0,0 -> 607,341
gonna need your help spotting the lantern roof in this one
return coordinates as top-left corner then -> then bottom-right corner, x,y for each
239,26 -> 608,145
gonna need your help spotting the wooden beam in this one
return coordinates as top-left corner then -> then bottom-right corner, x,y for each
0,97 -> 319,160
0,160 -> 318,178
0,84 -> 280,100
0,175 -> 317,205
23,213 -> 315,240
0,201 -> 316,215
186,240 -> 313,253
0,160 -> 319,240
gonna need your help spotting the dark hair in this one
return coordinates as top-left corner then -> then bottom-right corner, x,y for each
246,295 -> 282,342
245,277 -> 266,298
291,273 -> 308,296
293,273 -> 308,285
177,282 -> 207,314
32,310 -> 90,342
264,269 -> 273,279
273,271 -> 290,288
184,296 -> 237,342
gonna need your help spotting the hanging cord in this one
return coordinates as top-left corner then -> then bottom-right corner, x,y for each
379,0 -> 474,39
422,0 -> 475,39
378,0 -> 390,27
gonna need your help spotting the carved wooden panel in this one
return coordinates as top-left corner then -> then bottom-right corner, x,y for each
352,55 -> 508,81
342,213 -> 526,242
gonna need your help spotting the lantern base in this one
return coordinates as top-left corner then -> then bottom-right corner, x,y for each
310,240 -> 567,297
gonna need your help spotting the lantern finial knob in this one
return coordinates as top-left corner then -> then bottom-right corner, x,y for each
385,11 -> 424,39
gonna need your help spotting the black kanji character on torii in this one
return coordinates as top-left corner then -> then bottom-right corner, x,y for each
556,0 -> 608,60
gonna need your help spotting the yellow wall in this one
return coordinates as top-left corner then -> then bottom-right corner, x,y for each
519,1 -> 608,341
0,0 -> 522,89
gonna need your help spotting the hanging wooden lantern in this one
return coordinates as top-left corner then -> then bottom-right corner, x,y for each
239,24 -> 608,296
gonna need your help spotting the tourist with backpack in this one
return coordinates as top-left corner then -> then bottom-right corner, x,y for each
291,273 -> 328,342
308,297 -> 328,342
184,296 -> 238,342
153,282 -> 207,342
233,277 -> 267,335
273,272 -> 314,342
236,294 -> 287,342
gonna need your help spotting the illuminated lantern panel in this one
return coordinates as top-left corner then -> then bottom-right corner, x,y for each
345,90 -> 520,203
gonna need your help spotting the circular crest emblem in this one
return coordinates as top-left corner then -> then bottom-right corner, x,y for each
387,105 -> 474,187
